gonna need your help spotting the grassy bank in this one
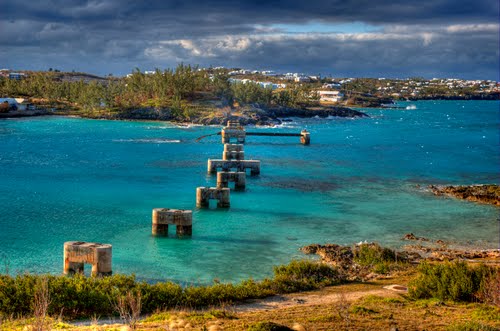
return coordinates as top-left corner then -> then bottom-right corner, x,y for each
1,244 -> 498,330
0,260 -> 342,320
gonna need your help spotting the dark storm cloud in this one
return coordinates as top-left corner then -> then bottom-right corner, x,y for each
4,0 -> 497,24
1,0 -> 498,78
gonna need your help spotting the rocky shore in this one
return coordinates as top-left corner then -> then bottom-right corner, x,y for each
301,236 -> 500,281
0,109 -> 53,118
88,104 -> 368,126
429,184 -> 500,206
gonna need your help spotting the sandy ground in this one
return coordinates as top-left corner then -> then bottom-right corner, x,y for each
232,286 -> 406,313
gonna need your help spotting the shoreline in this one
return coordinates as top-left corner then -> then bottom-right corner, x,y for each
0,107 -> 369,126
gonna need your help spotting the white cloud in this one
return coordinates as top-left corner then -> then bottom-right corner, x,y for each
446,23 -> 499,33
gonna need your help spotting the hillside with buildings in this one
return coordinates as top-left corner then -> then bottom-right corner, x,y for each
1,67 -> 498,121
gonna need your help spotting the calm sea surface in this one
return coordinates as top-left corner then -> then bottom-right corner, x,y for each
0,100 -> 498,283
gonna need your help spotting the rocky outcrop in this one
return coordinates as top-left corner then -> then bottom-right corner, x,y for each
402,233 -> 429,241
266,106 -> 368,119
82,104 -> 368,126
429,184 -> 500,206
111,108 -> 175,121
403,243 -> 500,261
302,239 -> 500,280
300,243 -> 411,281
0,109 -> 53,118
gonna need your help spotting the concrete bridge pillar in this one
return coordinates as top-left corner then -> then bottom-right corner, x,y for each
208,159 -> 260,175
63,241 -> 112,276
300,130 -> 310,145
221,129 -> 246,144
221,120 -> 246,144
196,187 -> 230,208
152,208 -> 193,236
223,143 -> 245,160
217,171 -> 246,190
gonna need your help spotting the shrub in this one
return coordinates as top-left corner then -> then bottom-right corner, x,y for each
476,269 -> 500,307
272,260 -> 341,292
353,243 -> 396,266
247,321 -> 294,331
408,261 -> 496,302
349,305 -> 378,315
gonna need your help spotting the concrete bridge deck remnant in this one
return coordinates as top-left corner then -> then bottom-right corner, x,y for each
196,187 -> 230,208
208,159 -> 260,175
223,143 -> 245,160
63,241 -> 112,276
152,208 -> 193,236
220,120 -> 310,145
217,171 -> 246,190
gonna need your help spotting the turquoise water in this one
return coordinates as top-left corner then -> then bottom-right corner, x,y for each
0,100 -> 498,283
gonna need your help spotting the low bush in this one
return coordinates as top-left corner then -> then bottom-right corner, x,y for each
408,261 -> 496,302
247,321 -> 294,331
272,260 -> 341,292
353,243 -> 397,266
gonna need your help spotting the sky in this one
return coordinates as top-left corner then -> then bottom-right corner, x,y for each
1,0 -> 499,79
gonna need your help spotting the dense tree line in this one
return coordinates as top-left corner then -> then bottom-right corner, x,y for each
0,65 -> 319,116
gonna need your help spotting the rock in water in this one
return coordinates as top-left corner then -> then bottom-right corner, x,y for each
429,184 -> 500,206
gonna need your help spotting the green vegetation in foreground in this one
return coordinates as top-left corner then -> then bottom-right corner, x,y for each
0,260 -> 342,320
1,244 -> 498,330
409,261 -> 500,303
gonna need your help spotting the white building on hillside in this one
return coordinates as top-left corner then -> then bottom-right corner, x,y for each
316,90 -> 344,103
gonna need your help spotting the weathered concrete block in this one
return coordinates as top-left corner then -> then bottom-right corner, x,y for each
223,150 -> 245,160
63,241 -> 112,276
217,171 -> 246,190
196,187 -> 230,208
300,130 -> 310,145
224,143 -> 244,152
152,208 -> 193,236
221,128 -> 245,144
207,159 -> 260,175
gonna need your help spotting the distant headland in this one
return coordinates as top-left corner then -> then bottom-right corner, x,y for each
1,66 -> 498,124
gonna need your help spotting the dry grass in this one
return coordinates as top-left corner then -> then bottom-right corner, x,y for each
31,277 -> 51,331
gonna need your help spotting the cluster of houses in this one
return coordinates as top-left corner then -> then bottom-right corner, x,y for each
228,78 -> 287,90
226,77 -> 345,103
376,77 -> 500,98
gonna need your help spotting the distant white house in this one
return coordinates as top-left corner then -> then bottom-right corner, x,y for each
294,76 -> 310,83
0,98 -> 33,111
316,90 -> 344,103
322,83 -> 341,89
8,73 -> 26,80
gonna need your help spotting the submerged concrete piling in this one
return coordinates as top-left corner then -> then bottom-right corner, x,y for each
207,159 -> 260,175
152,208 -> 193,236
63,241 -> 112,276
223,143 -> 244,160
217,171 -> 246,190
196,187 -> 230,208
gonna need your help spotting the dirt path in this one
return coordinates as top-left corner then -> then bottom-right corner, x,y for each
233,286 -> 405,313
